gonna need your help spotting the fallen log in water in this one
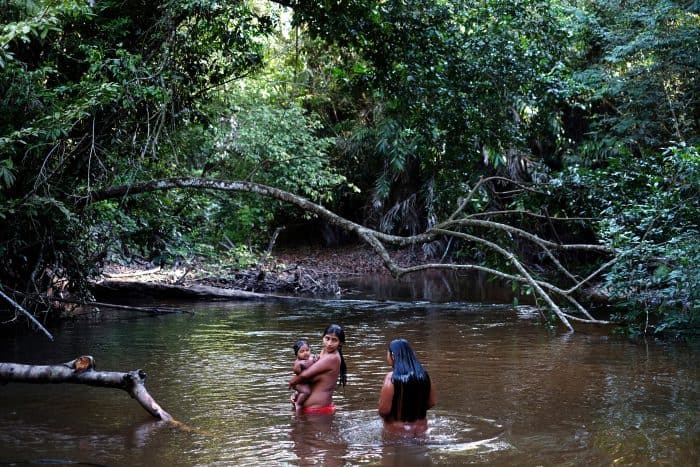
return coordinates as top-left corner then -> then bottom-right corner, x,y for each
103,266 -> 162,278
93,272 -> 341,300
93,279 -> 275,300
0,355 -> 173,422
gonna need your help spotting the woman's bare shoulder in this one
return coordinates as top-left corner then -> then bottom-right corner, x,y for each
382,371 -> 393,385
306,351 -> 339,372
319,351 -> 341,362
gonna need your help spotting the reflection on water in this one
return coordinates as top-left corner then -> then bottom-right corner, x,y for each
0,281 -> 698,466
340,270 -> 534,304
290,413 -> 347,466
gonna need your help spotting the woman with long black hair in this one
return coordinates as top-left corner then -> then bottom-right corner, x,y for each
288,324 -> 347,414
378,338 -> 436,433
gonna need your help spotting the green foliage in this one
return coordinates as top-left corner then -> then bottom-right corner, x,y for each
1,0 -> 697,336
544,0 -> 699,335
0,0 -> 277,302
0,159 -> 15,189
77,4 -> 349,264
214,91 -> 344,202
554,144 -> 700,336
292,0 -> 574,231
567,0 -> 699,151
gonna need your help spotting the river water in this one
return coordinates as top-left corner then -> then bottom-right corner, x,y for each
0,273 -> 698,466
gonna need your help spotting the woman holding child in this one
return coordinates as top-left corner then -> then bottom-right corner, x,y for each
288,324 -> 347,415
288,329 -> 435,436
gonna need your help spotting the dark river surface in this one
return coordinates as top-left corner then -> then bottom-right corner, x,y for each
0,272 -> 698,466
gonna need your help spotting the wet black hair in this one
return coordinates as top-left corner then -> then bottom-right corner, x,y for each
387,338 -> 431,422
388,338 -> 428,383
293,339 -> 309,357
323,324 -> 347,387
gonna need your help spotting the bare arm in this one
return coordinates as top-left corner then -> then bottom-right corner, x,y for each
292,354 -> 317,375
377,372 -> 394,419
288,354 -> 335,387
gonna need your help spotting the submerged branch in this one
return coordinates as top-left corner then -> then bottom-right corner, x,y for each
433,228 -> 574,331
45,296 -> 188,314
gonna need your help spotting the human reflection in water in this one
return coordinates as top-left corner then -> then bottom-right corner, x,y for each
379,433 -> 434,467
290,412 -> 348,467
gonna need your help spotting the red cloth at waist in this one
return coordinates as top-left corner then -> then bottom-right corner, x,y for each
302,404 -> 336,415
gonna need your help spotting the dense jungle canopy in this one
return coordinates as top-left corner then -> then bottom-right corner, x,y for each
1,0 -> 698,336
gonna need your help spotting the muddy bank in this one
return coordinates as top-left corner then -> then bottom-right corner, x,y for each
94,244 -> 429,301
273,244 -> 427,276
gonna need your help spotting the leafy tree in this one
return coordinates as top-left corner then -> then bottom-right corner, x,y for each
1,0 -> 289,309
549,143 -> 700,336
552,0 -> 700,335
286,0 -> 699,334
567,0 -> 699,155
287,0 -> 574,237
2,0 -> 697,336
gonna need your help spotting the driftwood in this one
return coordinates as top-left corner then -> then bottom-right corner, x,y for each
103,266 -> 162,278
93,265 -> 341,300
0,355 -> 173,422
202,267 -> 341,295
45,295 -> 187,314
94,280 -> 275,300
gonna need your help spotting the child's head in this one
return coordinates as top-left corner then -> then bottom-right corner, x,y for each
293,339 -> 311,359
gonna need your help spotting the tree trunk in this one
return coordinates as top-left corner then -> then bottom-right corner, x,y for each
0,356 -> 173,422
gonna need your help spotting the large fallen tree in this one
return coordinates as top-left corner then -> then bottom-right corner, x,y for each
81,175 -> 619,332
0,355 -> 173,422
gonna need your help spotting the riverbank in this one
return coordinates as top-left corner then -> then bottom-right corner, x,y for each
273,244 -> 427,276
97,244 -> 429,299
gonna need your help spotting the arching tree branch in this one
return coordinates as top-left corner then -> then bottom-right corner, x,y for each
82,177 -> 616,331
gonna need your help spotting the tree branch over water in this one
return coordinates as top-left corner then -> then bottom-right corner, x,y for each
0,287 -> 54,341
0,356 -> 173,422
83,177 -> 617,332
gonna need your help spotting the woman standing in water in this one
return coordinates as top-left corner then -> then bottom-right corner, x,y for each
288,324 -> 347,414
378,338 -> 436,434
